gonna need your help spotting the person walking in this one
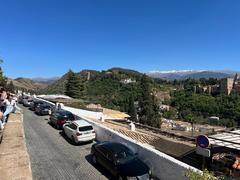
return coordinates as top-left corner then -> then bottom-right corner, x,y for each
0,89 -> 7,113
0,112 -> 4,130
3,95 -> 14,124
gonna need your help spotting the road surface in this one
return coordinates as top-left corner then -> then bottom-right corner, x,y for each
21,105 -> 110,180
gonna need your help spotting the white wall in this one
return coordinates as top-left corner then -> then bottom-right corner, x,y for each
63,106 -> 103,121
80,118 -> 199,180
34,97 -> 200,180
34,97 -> 55,106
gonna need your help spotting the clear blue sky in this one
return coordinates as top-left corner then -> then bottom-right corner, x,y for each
1,0 -> 240,78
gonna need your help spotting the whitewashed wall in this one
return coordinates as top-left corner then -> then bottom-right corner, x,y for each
35,97 -> 200,180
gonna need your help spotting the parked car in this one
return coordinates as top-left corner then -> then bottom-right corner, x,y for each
63,120 -> 95,144
91,142 -> 151,180
18,96 -> 27,104
35,104 -> 52,115
49,110 -> 75,129
30,101 -> 44,111
23,98 -> 33,107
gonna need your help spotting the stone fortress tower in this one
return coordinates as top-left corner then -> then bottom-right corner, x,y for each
220,73 -> 240,95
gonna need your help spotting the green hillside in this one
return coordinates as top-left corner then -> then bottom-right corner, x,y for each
39,68 -> 144,110
38,72 -> 69,94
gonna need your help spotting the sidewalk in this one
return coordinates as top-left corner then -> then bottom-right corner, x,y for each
0,113 -> 32,180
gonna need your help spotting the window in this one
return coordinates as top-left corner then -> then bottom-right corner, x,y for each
60,112 -> 75,120
114,148 -> 136,165
97,146 -> 108,158
66,113 -> 75,120
79,126 -> 93,131
69,123 -> 77,130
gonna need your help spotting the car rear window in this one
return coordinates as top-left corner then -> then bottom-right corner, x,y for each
79,126 -> 93,131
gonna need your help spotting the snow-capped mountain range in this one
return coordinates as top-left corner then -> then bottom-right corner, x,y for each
147,70 -> 239,80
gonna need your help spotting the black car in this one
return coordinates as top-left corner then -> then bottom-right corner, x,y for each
91,142 -> 151,180
49,110 -> 75,129
30,101 -> 44,111
35,104 -> 52,115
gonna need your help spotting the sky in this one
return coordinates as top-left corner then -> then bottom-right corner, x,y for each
0,0 -> 240,78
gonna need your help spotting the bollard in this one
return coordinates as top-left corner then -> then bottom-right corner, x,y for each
129,122 -> 135,131
101,116 -> 105,122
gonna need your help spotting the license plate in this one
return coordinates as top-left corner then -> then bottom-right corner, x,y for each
84,132 -> 91,134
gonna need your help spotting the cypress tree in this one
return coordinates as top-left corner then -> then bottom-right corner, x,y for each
0,62 -> 7,88
138,74 -> 161,127
128,95 -> 137,122
65,70 -> 84,98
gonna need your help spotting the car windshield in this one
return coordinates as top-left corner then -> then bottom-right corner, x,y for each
60,112 -> 75,120
42,105 -> 51,109
35,102 -> 43,105
114,148 -> 136,165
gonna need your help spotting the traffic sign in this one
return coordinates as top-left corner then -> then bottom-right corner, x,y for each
196,135 -> 209,148
196,146 -> 211,157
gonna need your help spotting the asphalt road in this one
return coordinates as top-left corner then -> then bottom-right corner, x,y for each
21,105 -> 110,180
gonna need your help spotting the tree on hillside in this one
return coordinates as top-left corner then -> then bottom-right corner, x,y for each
65,70 -> 84,98
138,74 -> 161,128
0,62 -> 7,88
128,95 -> 137,122
6,81 -> 15,93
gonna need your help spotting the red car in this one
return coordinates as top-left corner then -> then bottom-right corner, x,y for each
49,110 -> 75,129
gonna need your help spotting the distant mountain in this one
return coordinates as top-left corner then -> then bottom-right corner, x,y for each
183,71 -> 231,79
38,73 -> 70,94
9,78 -> 48,91
147,70 -> 235,80
7,76 -> 59,91
32,77 -> 60,85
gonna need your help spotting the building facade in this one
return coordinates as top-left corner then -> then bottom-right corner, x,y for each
195,74 -> 240,95
220,74 -> 240,95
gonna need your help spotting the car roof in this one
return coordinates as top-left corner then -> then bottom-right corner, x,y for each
57,110 -> 72,114
34,101 -> 43,103
99,142 -> 131,153
73,120 -> 92,127
40,104 -> 51,107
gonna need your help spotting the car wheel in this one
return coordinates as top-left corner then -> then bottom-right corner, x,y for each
62,129 -> 65,135
92,154 -> 97,164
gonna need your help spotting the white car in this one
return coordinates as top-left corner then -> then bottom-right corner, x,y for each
63,120 -> 96,144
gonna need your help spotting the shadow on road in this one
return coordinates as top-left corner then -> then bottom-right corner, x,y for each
85,154 -> 116,180
34,112 -> 49,116
47,121 -> 61,130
